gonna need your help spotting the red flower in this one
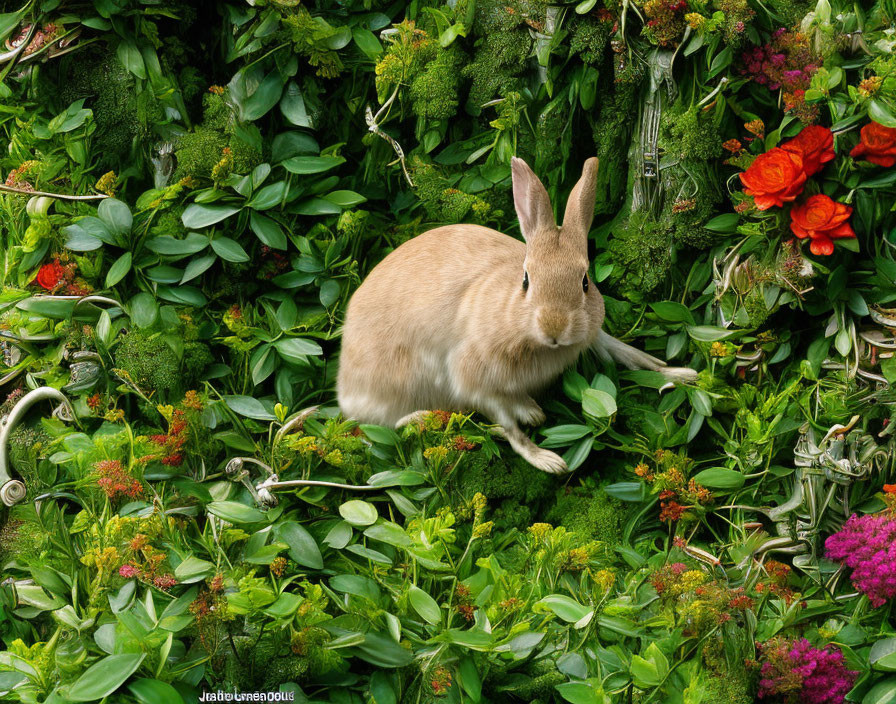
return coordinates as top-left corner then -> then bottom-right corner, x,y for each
739,147 -> 807,209
789,194 -> 855,256
35,260 -> 65,290
781,125 -> 835,176
851,121 -> 896,167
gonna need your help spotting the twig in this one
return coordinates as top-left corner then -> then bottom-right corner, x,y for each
365,85 -> 414,187
0,184 -> 109,200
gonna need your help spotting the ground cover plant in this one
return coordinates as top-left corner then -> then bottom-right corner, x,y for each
1,0 -> 896,702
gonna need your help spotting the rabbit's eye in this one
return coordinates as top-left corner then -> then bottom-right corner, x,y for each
522,271 -> 529,291
582,274 -> 589,293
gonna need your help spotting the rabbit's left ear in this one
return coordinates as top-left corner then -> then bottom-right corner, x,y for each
562,157 -> 599,240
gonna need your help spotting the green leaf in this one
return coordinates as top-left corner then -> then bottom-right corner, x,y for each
207,501 -> 267,524
360,424 -> 400,446
692,467 -> 745,490
866,678 -> 896,704
274,521 -> 324,569
535,594 -> 591,623
247,181 -> 288,210
98,198 -> 133,236
224,395 -> 276,421
870,101 -> 896,129
322,190 -> 367,207
274,337 -> 323,364
690,388 -> 713,416
280,81 -> 311,128
871,639 -> 896,671
630,655 -> 661,687
180,253 -> 216,284
174,556 -> 215,584
282,155 -> 345,174
128,292 -> 159,329
249,211 -> 288,250
556,682 -> 608,704
210,237 -> 250,263
116,39 -> 146,79
339,500 -> 379,526
128,679 -> 185,704
241,70 -> 284,121
365,521 -> 413,548
181,204 -> 240,229
353,28 -> 383,59
582,389 -> 617,418
105,252 -> 132,288
66,653 -> 145,701
687,325 -> 739,342
650,301 -> 695,324
408,585 -> 441,625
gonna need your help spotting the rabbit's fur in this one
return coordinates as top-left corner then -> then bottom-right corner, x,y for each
338,157 -> 697,473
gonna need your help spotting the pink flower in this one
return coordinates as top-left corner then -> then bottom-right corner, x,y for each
153,574 -> 177,590
826,513 -> 896,607
758,637 -> 857,703
119,564 -> 139,579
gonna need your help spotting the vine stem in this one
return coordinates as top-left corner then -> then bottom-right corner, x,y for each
0,184 -> 110,200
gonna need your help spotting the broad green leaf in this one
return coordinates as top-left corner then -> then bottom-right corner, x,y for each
282,155 -> 345,174
207,501 -> 267,524
535,594 -> 591,623
408,585 -> 441,625
224,395 -> 276,421
66,653 -> 145,701
339,500 -> 379,526
116,39 -> 146,79
274,521 -> 323,569
105,252 -> 132,287
128,679 -> 184,704
181,204 -> 240,229
692,467 -> 745,490
582,388 -> 617,418
210,237 -> 250,263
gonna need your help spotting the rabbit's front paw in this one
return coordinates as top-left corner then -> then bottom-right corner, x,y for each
527,447 -> 569,474
515,397 -> 546,427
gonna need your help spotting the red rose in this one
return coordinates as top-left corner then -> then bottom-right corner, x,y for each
739,147 -> 807,210
850,121 -> 896,167
789,194 -> 855,256
781,125 -> 835,176
35,260 -> 64,290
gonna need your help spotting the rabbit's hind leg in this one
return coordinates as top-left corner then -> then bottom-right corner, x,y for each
479,397 -> 567,474
395,410 -> 429,427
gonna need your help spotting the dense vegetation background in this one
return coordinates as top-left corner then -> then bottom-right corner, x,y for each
1,0 -> 896,702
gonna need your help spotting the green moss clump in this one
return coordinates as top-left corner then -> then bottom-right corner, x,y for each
661,104 -> 723,163
462,0 -> 536,114
411,158 -> 497,224
568,16 -> 612,64
461,455 -> 553,531
174,126 -> 229,180
546,485 -> 626,545
8,422 -> 54,491
410,46 -> 465,121
591,76 -> 642,216
114,331 -> 208,399
606,211 -> 673,302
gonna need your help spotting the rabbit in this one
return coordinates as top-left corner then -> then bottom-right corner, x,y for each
337,156 -> 698,473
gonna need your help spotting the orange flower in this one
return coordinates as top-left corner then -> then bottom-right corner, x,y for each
883,484 -> 896,494
739,148 -> 807,210
851,121 -> 896,167
781,125 -> 835,176
789,194 -> 855,256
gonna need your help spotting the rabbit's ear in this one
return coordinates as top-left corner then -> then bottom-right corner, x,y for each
562,157 -> 599,239
511,157 -> 555,241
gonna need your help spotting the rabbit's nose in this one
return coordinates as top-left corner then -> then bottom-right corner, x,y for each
538,309 -> 568,341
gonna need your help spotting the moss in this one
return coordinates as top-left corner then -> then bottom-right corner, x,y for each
606,211 -> 673,302
410,158 -> 497,224
568,15 -> 612,65
591,75 -> 642,216
661,104 -> 723,163
462,0 -> 536,114
461,454 -> 553,531
546,485 -> 626,545
410,46 -> 465,121
8,422 -> 54,491
115,330 -> 195,398
175,126 -> 229,180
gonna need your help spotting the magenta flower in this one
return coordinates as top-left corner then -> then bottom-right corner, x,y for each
758,637 -> 857,704
825,513 -> 896,607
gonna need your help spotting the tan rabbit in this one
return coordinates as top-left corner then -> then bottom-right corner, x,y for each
337,157 -> 698,473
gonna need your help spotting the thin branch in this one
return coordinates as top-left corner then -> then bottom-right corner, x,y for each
0,184 -> 109,200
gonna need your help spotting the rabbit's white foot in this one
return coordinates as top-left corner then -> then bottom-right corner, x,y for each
523,445 -> 569,474
395,410 -> 429,427
514,397 -> 546,426
659,366 -> 699,384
